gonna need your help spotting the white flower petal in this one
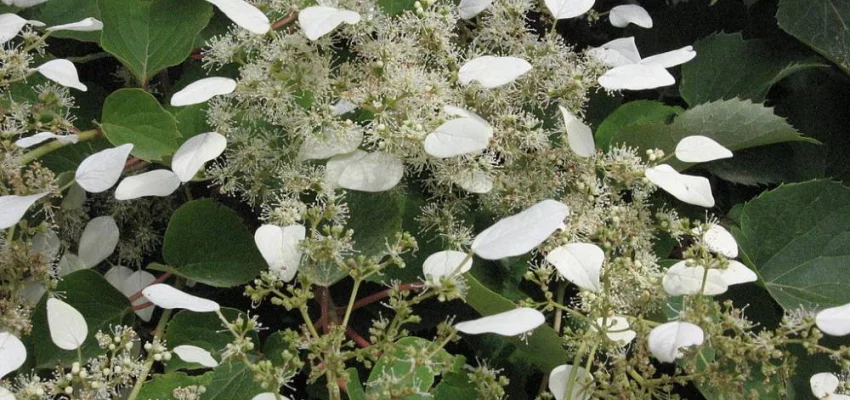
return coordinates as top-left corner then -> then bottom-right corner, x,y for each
645,164 -> 715,208
455,308 -> 545,336
0,387 -> 13,400
0,13 -> 41,44
171,132 -> 227,182
36,59 -> 87,91
57,253 -> 87,277
451,169 -> 493,194
332,101 -> 357,116
114,169 -> 181,200
546,243 -> 604,292
811,372 -> 840,398
648,321 -> 704,363
593,316 -> 636,344
640,45 -> 697,68
588,37 -> 642,67
31,229 -> 61,258
702,224 -> 738,258
1,0 -> 48,7
544,0 -> 594,19
22,280 -> 47,304
337,151 -> 404,192
662,260 -> 727,296
170,77 -> 237,107
106,267 -> 157,322
719,261 -> 757,286
46,17 -> 103,32
254,224 -> 306,282
206,0 -> 270,34
299,6 -> 361,41
105,266 -> 134,293
325,150 -> 367,187
548,364 -> 593,400
559,106 -> 595,158
598,63 -> 675,91
458,0 -> 495,19
675,135 -> 733,163
424,118 -> 493,158
472,199 -> 570,260
15,131 -> 78,148
816,303 -> 850,336
141,284 -> 220,313
78,216 -> 119,268
173,345 -> 219,368
0,192 -> 49,229
252,393 -> 291,400
458,56 -> 532,88
422,250 -> 472,280
297,128 -> 363,161
609,4 -> 652,28
0,332 -> 26,379
47,298 -> 88,351
75,144 -> 133,193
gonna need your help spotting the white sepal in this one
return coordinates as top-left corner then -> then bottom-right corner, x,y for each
46,17 -> 103,32
702,224 -> 738,258
816,303 -> 850,336
0,332 -> 26,379
451,169 -> 493,194
78,216 -> 120,268
142,284 -> 220,313
422,250 -> 472,280
325,150 -> 366,187
0,13 -> 44,44
645,164 -> 715,208
57,253 -> 87,277
336,151 -> 404,192
458,0 -> 495,19
1,0 -> 48,7
0,192 -> 49,229
171,132 -> 227,182
546,243 -> 604,292
593,316 -> 636,344
105,267 -> 157,322
548,364 -> 593,400
206,0 -> 271,34
609,5 -> 652,28
252,393 -> 291,400
115,169 -> 181,200
454,308 -> 545,336
719,261 -> 757,286
424,117 -> 493,158
559,106 -> 595,158
36,59 -> 87,91
598,63 -> 675,91
254,224 -> 306,282
15,131 -> 79,148
472,199 -> 570,260
458,56 -> 532,88
75,144 -> 134,193
47,298 -> 88,351
299,6 -> 361,41
810,372 -> 840,398
297,128 -> 363,161
170,77 -> 237,107
173,345 -> 219,368
31,229 -> 61,258
662,260 -> 727,296
675,135 -> 733,163
648,321 -> 704,363
588,37 -> 641,67
544,0 -> 594,19
640,45 -> 697,68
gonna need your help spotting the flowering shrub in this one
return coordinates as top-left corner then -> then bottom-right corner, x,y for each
1,0 -> 850,399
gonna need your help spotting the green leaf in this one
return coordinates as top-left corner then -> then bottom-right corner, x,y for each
29,0 -> 100,42
594,100 -> 683,151
100,89 -> 183,162
377,0 -> 416,15
137,372 -> 213,400
165,308 -> 258,372
366,337 -> 454,399
172,104 -> 212,141
680,32 -> 825,105
344,368 -> 368,400
609,98 -> 815,171
434,372 -> 479,400
98,0 -> 213,85
162,199 -> 267,287
30,270 -> 132,367
203,360 -> 266,400
731,180 -> 850,310
777,0 -> 850,74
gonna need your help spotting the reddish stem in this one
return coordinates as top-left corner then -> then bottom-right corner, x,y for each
128,272 -> 173,302
345,327 -> 371,348
350,283 -> 423,311
271,12 -> 298,30
132,301 -> 153,311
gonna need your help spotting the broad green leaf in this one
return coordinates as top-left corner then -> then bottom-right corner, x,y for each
136,372 -> 213,400
680,32 -> 825,105
172,104 -> 212,141
777,0 -> 850,74
595,100 -> 683,151
608,98 -> 815,170
731,180 -> 850,310
162,199 -> 267,287
203,360 -> 265,400
100,89 -> 182,162
99,0 -> 213,85
30,270 -> 132,367
377,0 -> 416,15
366,337 -> 454,399
434,372 -> 479,400
30,0 -> 100,42
165,308 -> 258,372
344,368 -> 368,400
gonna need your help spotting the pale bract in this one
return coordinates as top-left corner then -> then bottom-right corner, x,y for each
648,321 -> 704,363
0,387 -> 13,400
75,143 -> 133,193
0,192 -> 49,229
1,0 -> 48,7
173,345 -> 219,368
548,364 -> 593,400
0,332 -> 26,379
545,243 -> 604,292
451,169 -> 493,194
0,13 -> 44,44
105,266 -> 157,322
598,63 -> 674,91
662,260 -> 727,296
57,253 -> 87,277
78,216 -> 120,268
815,303 -> 850,336
588,37 -> 641,68
609,4 -> 652,28
675,135 -> 733,163
701,224 -> 738,258
31,229 -> 61,259
36,59 -> 87,91
597,43 -> 696,91
46,17 -> 104,32
254,224 -> 306,282
458,0 -> 495,19
455,308 -> 545,336
544,0 -> 594,19
297,128 -> 363,161
142,284 -> 220,313
171,77 -> 237,107
718,261 -> 757,286
593,316 -> 636,344
471,199 -> 570,260
640,46 -> 697,68
559,106 -> 595,158
645,164 -> 715,208
252,393 -> 291,400
47,298 -> 88,350
424,117 -> 493,158
325,150 -> 366,187
171,132 -> 227,182
299,6 -> 361,41
810,373 -> 850,399
336,151 -> 404,192
15,131 -> 79,148
458,56 -> 532,88
206,0 -> 270,34
422,250 -> 472,280
115,169 -> 181,200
